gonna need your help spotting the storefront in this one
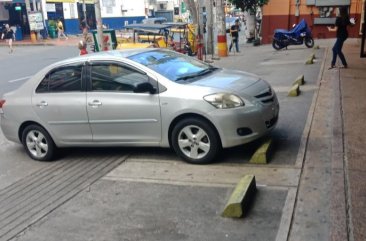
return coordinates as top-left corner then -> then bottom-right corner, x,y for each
261,0 -> 364,44
0,1 -> 29,37
44,0 -> 146,35
1,0 -> 146,38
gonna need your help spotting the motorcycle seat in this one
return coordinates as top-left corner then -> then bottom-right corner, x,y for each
274,29 -> 291,34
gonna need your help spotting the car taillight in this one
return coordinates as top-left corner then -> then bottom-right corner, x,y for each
0,99 -> 5,114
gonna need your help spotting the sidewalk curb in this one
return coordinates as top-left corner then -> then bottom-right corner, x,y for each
276,45 -> 328,241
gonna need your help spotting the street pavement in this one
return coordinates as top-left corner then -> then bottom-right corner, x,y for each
0,36 -> 365,241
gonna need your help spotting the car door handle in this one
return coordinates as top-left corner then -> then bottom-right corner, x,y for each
88,100 -> 102,107
36,101 -> 48,108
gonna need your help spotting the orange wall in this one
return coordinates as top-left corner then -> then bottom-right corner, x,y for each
261,0 -> 363,44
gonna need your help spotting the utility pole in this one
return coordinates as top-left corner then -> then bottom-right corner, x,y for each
94,0 -> 104,51
204,0 -> 214,55
83,0 -> 87,23
216,0 -> 227,57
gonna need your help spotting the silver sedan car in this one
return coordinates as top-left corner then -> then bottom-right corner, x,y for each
0,49 -> 279,164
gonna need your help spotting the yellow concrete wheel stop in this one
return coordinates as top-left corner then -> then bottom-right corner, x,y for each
249,138 -> 273,164
288,84 -> 300,97
222,175 -> 256,218
292,74 -> 305,86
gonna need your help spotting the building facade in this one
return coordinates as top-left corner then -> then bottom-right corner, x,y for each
261,0 -> 365,44
0,0 -> 146,37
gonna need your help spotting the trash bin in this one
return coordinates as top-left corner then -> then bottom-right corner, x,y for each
48,26 -> 57,39
15,25 -> 22,41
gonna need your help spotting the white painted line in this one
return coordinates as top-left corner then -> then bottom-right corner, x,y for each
275,188 -> 297,241
260,59 -> 319,66
273,85 -> 318,93
8,76 -> 32,83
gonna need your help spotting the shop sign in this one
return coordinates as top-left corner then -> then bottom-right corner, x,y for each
46,3 -> 56,12
28,12 -> 44,31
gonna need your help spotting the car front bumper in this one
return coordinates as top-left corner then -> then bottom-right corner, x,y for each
209,100 -> 279,148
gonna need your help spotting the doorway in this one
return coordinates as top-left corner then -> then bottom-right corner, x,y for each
77,3 -> 96,29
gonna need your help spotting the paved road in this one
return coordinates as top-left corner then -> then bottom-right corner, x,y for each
0,41 -> 324,241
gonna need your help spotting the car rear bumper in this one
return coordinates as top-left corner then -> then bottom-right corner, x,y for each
0,114 -> 21,144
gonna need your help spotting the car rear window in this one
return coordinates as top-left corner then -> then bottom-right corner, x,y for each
36,65 -> 83,93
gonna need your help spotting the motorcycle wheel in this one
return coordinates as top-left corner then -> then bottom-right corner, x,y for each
272,40 -> 283,50
305,37 -> 314,48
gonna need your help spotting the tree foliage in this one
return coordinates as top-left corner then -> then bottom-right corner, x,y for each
228,0 -> 269,13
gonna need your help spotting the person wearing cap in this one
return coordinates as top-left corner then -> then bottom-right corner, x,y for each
1,24 -> 14,53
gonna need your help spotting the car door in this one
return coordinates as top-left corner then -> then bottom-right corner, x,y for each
32,63 -> 92,143
86,61 -> 162,144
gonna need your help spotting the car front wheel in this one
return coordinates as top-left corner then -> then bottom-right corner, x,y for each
171,118 -> 221,164
21,124 -> 56,161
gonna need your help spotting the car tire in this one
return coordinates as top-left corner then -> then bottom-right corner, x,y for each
171,118 -> 221,164
21,124 -> 56,162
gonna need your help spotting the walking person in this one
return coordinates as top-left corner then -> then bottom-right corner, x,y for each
229,19 -> 240,53
57,18 -> 68,40
327,6 -> 355,69
80,17 -> 90,42
1,24 -> 14,53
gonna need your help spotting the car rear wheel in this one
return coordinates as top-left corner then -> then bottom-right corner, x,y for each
171,118 -> 221,164
21,124 -> 56,162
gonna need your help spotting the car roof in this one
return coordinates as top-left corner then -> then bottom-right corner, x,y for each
54,48 -> 163,66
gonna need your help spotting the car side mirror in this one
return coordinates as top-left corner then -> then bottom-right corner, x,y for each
134,82 -> 157,94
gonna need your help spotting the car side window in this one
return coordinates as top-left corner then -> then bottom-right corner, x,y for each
91,63 -> 149,92
36,65 -> 83,93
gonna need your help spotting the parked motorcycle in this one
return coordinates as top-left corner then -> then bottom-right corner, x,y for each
272,19 -> 314,50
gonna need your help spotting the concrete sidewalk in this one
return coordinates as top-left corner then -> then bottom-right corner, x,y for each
0,35 -> 81,47
337,40 -> 366,241
289,39 -> 366,241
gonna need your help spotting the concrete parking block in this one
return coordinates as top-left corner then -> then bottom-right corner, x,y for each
222,175 -> 256,218
288,84 -> 300,97
249,138 -> 273,164
305,56 -> 314,65
292,74 -> 305,86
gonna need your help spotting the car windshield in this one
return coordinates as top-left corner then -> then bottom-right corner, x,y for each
128,50 -> 218,82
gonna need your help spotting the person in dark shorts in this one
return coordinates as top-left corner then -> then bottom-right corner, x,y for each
1,24 -> 14,53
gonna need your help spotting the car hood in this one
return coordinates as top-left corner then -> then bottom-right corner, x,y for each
191,69 -> 261,93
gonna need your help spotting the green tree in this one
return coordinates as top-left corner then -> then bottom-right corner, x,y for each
229,0 -> 269,13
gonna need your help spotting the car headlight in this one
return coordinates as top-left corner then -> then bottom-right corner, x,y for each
204,93 -> 244,109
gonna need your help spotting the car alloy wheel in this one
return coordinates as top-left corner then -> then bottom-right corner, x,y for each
22,124 -> 56,161
172,118 -> 220,164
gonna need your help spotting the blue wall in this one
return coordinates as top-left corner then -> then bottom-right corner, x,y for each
64,16 -> 145,35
